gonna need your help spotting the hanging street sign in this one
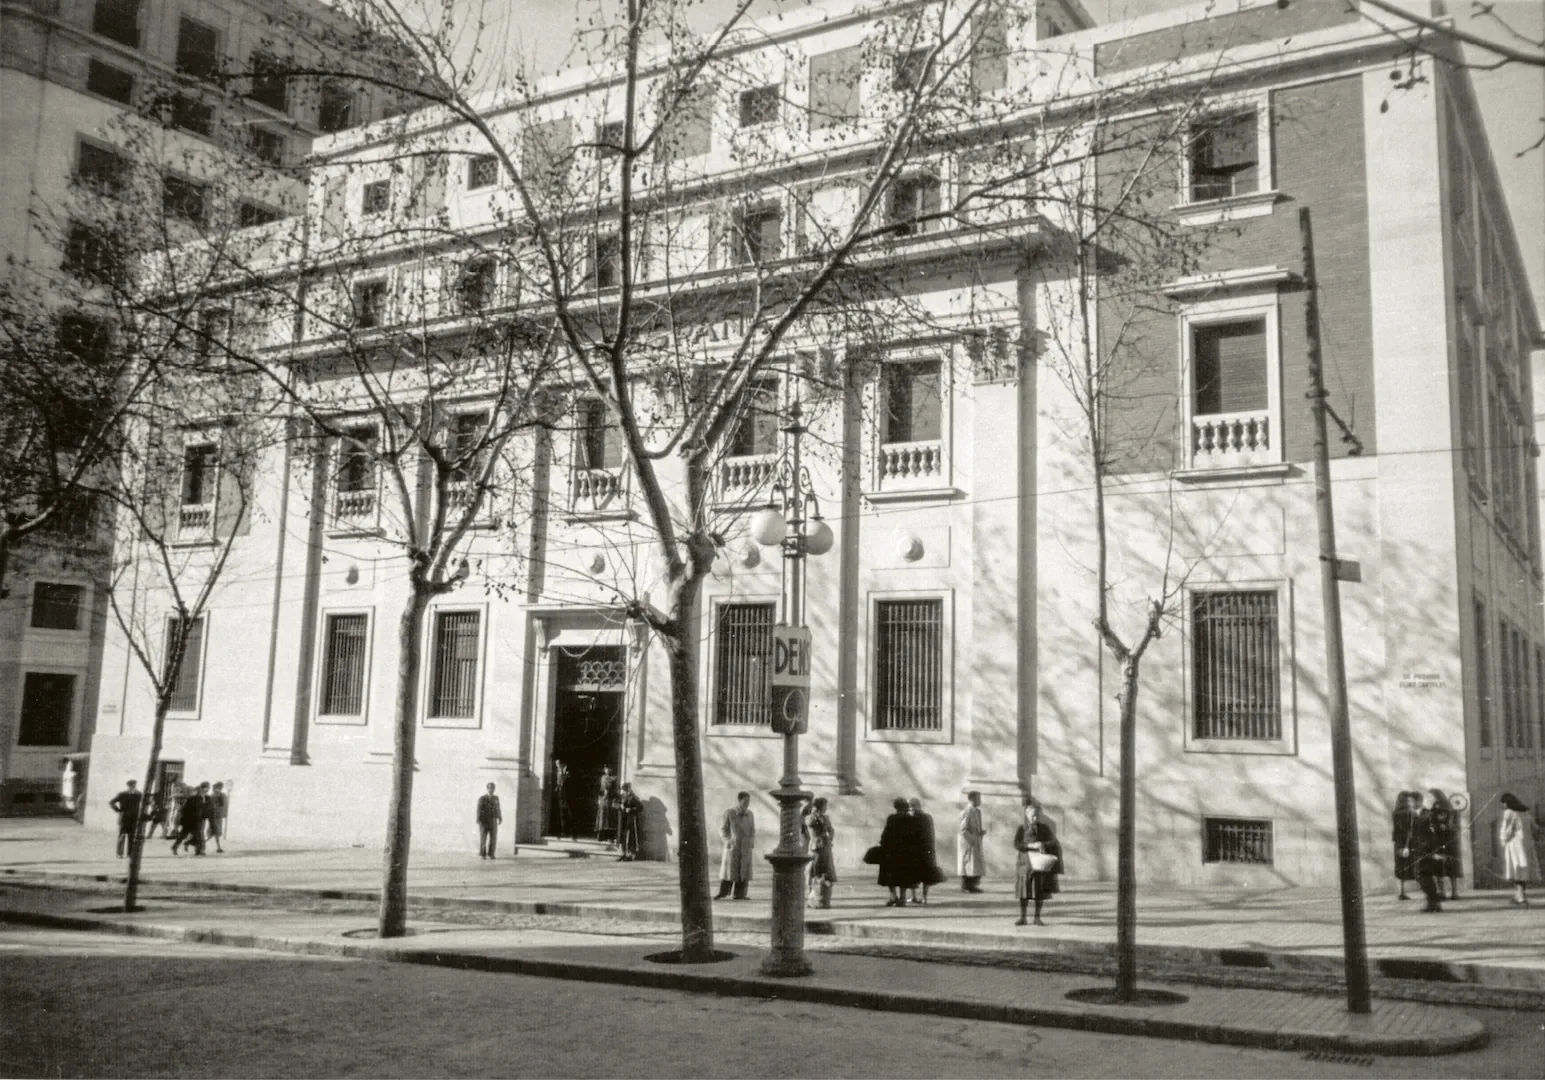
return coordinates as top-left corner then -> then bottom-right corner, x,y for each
770,624 -> 812,735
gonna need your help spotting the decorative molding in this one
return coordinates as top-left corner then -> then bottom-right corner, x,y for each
1174,462 -> 1294,486
967,326 -> 1019,384
1171,189 -> 1283,227
1162,266 -> 1296,298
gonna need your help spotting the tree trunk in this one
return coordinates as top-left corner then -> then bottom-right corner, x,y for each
379,586 -> 430,938
1114,659 -> 1140,1000
125,698 -> 171,912
665,574 -> 715,960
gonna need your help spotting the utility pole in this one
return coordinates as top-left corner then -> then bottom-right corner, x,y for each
1300,206 -> 1371,1014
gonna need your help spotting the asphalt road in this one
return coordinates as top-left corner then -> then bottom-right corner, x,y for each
2,927 -> 1541,1079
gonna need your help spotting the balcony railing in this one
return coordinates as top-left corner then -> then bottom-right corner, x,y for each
177,502 -> 213,541
1190,409 -> 1272,468
571,466 -> 625,512
717,453 -> 778,499
878,439 -> 944,485
333,487 -> 377,524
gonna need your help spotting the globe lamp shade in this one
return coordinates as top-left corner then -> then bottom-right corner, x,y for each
805,517 -> 835,556
749,507 -> 789,546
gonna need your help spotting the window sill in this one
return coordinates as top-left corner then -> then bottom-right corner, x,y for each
326,525 -> 384,540
1174,462 -> 1293,486
865,727 -> 953,745
708,724 -> 781,739
1184,738 -> 1295,757
423,715 -> 481,730
165,710 -> 202,722
315,713 -> 368,727
862,485 -> 963,505
562,509 -> 637,525
1171,190 -> 1282,227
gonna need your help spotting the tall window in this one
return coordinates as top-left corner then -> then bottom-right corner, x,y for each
808,46 -> 861,130
456,257 -> 496,312
577,400 -> 624,470
247,52 -> 289,112
590,232 -> 623,289
1535,646 -> 1544,751
31,583 -> 84,631
969,7 -> 1008,94
448,411 -> 490,485
1475,596 -> 1492,748
1191,590 -> 1281,741
1192,319 -> 1267,415
18,673 -> 76,746
734,204 -> 783,265
714,603 -> 774,725
873,599 -> 944,731
1187,112 -> 1259,201
165,615 -> 205,713
729,381 -> 779,457
428,611 -> 481,719
195,308 -> 231,365
175,17 -> 222,82
181,443 -> 219,508
320,614 -> 369,716
888,172 -> 941,236
334,423 -> 378,516
92,0 -> 141,48
317,81 -> 353,132
882,361 -> 942,444
352,280 -> 387,329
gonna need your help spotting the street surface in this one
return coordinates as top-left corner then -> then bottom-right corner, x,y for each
2,927 -> 1542,1079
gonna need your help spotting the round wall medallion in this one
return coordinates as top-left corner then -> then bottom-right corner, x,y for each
897,534 -> 924,562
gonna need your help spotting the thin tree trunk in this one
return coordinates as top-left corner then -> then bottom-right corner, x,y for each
124,698 -> 170,912
380,586 -> 430,938
665,573 -> 715,961
1115,660 -> 1140,1001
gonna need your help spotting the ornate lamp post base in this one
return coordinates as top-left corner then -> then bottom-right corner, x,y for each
760,782 -> 814,978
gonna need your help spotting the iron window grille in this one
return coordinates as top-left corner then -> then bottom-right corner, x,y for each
320,614 -> 368,715
467,154 -> 499,189
164,615 -> 205,713
1191,590 -> 1281,741
1203,817 -> 1274,865
739,84 -> 780,127
361,180 -> 391,215
429,611 -> 480,719
874,599 -> 944,731
714,603 -> 774,725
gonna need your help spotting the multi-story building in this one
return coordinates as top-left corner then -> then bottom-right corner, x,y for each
86,0 -> 1543,888
0,0 -> 416,811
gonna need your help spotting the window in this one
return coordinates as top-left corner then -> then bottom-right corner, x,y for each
739,84 -> 780,127
590,232 -> 622,289
87,59 -> 135,105
247,127 -> 285,167
317,80 -> 354,133
428,611 -> 480,719
320,614 -> 369,716
181,443 -> 219,508
352,280 -> 387,329
1193,320 -> 1267,416
809,46 -> 861,130
175,17 -> 222,83
57,313 -> 111,366
1191,590 -> 1281,741
657,88 -> 712,160
893,48 -> 934,93
237,201 -> 280,228
247,52 -> 289,112
729,381 -> 779,457
970,7 -> 1008,94
162,175 -> 208,226
92,0 -> 140,48
874,599 -> 944,731
164,615 -> 205,713
734,204 -> 783,265
1187,111 -> 1259,202
882,360 -> 941,444
1500,618 -> 1529,750
1203,817 -> 1273,865
77,141 -> 127,197
596,119 -> 627,158
448,411 -> 490,486
194,308 -> 230,365
18,673 -> 75,746
456,257 -> 496,312
361,180 -> 390,215
888,172 -> 941,236
334,423 -> 378,495
577,400 -> 624,470
169,94 -> 213,136
467,153 -> 499,190
523,117 -> 574,188
1475,596 -> 1493,748
31,583 -> 84,631
1535,646 -> 1544,751
63,221 -> 122,285
714,603 -> 774,725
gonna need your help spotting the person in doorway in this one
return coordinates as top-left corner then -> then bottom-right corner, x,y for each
907,798 -> 947,905
206,782 -> 228,854
877,798 -> 918,907
1500,793 -> 1539,907
109,780 -> 142,858
477,783 -> 502,859
551,759 -> 572,840
595,767 -> 619,845
958,791 -> 986,893
172,783 -> 209,856
715,792 -> 756,900
806,796 -> 837,909
1406,790 -> 1446,912
1013,802 -> 1062,926
617,782 -> 643,861
1429,789 -> 1463,900
1391,790 -> 1418,900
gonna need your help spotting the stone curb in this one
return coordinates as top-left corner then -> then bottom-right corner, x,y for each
0,905 -> 1489,1057
5,867 -> 1540,992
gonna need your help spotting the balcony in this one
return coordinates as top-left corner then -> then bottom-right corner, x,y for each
1189,409 -> 1272,469
716,453 -> 778,504
330,487 -> 378,534
570,467 -> 627,516
878,439 -> 944,485
177,502 -> 213,542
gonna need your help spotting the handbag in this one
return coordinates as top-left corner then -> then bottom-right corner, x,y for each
862,844 -> 883,865
1027,850 -> 1058,873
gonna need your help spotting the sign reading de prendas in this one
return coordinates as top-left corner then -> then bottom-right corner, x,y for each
770,625 -> 812,735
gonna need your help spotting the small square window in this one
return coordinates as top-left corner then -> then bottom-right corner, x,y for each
31,583 -> 85,631
170,94 -> 214,137
893,48 -> 934,93
247,127 -> 285,167
162,175 -> 208,226
93,0 -> 141,49
1188,112 -> 1259,202
86,59 -> 135,104
353,280 -> 388,329
77,141 -> 127,197
739,84 -> 780,127
361,180 -> 390,215
596,119 -> 627,158
1202,817 -> 1273,865
467,154 -> 499,190
63,221 -> 122,285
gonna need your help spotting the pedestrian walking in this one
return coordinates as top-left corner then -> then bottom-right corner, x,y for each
715,791 -> 756,899
206,782 -> 228,853
907,798 -> 947,905
1407,789 -> 1446,912
806,796 -> 837,909
1429,789 -> 1463,900
108,780 -> 142,858
551,759 -> 572,840
476,783 -> 502,858
876,797 -> 919,906
1391,790 -> 1418,900
957,790 -> 986,893
171,783 -> 209,856
165,782 -> 187,841
1013,803 -> 1062,926
595,766 -> 619,844
1500,793 -> 1539,908
617,782 -> 643,861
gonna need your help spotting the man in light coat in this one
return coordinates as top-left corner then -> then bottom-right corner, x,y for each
716,791 -> 756,899
958,790 -> 986,893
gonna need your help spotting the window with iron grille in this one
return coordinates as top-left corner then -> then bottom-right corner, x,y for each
714,603 -> 774,725
739,84 -> 780,127
18,673 -> 75,746
596,120 -> 627,158
31,583 -> 84,631
874,599 -> 944,731
1475,596 -> 1492,748
1203,817 -> 1273,864
1187,112 -> 1258,202
882,361 -> 942,444
164,615 -> 205,713
87,59 -> 135,105
362,180 -> 390,215
1191,590 -> 1281,740
429,611 -> 480,719
467,154 -> 499,190
320,614 -> 369,716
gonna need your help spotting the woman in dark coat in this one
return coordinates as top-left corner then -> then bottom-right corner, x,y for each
877,797 -> 919,906
1014,803 -> 1062,926
594,767 -> 619,843
1408,790 -> 1447,912
1391,790 -> 1419,900
907,798 -> 948,905
1429,789 -> 1463,900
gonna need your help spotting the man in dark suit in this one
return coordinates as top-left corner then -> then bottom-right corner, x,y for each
172,783 -> 209,856
477,783 -> 502,859
108,780 -> 142,858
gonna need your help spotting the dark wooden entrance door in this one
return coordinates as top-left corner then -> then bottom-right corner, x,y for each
547,647 -> 626,839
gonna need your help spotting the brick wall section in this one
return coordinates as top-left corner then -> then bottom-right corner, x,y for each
1100,75 -> 1376,475
1094,1 -> 1360,75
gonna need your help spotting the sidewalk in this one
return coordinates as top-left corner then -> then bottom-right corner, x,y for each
0,881 -> 1490,1057
4,818 -> 1543,992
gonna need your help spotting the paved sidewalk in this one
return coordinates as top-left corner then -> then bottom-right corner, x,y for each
0,883 -> 1490,1057
4,818 -> 1542,991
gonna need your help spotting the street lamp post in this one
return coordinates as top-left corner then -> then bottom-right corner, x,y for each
749,399 -> 833,978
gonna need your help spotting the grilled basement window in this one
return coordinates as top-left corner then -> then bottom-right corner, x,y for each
87,59 -> 135,105
429,611 -> 481,719
164,615 -> 205,713
1203,817 -> 1274,865
320,614 -> 368,716
1191,590 -> 1281,740
1187,112 -> 1259,202
873,599 -> 944,731
714,603 -> 774,725
31,583 -> 85,631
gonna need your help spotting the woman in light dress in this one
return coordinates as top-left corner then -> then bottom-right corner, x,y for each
1500,793 -> 1539,908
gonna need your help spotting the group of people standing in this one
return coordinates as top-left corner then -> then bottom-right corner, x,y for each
871,798 -> 948,906
108,778 -> 227,858
1392,788 -> 1540,911
592,766 -> 644,861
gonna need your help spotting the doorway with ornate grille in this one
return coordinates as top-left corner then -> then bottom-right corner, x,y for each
546,646 -> 627,840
